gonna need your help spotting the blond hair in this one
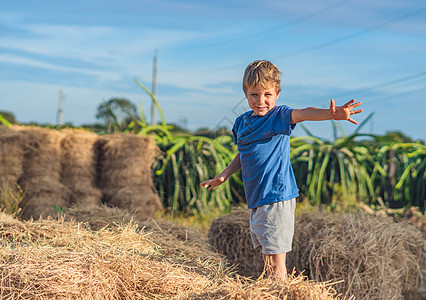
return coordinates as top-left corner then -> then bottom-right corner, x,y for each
243,60 -> 281,95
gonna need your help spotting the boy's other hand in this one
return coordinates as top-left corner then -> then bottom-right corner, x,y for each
200,176 -> 227,190
330,99 -> 363,125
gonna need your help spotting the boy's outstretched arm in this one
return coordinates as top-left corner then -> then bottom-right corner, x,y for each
200,152 -> 241,190
291,99 -> 363,124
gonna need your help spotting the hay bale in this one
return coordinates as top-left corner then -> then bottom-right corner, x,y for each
95,134 -> 162,219
96,133 -> 157,189
15,126 -> 64,181
60,129 -> 102,207
209,208 -> 425,299
64,205 -> 228,268
60,129 -> 98,183
208,207 -> 263,278
20,176 -> 71,220
64,204 -> 137,230
0,125 -> 24,188
288,211 -> 425,300
11,126 -> 74,219
104,186 -> 162,221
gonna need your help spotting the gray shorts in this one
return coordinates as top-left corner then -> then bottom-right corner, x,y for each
249,198 -> 296,255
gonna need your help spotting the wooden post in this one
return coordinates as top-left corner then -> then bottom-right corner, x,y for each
151,49 -> 158,125
386,149 -> 395,207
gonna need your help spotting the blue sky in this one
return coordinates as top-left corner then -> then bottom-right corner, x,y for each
1,0 -> 425,141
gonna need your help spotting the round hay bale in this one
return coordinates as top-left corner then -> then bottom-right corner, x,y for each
289,211 -> 425,300
96,134 -> 157,189
105,186 -> 162,221
0,125 -> 24,188
208,207 -> 263,278
20,176 -> 71,220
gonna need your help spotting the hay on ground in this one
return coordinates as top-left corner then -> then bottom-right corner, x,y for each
208,207 -> 264,278
64,205 -> 228,269
0,125 -> 24,188
0,212 -> 154,254
141,218 -> 228,268
64,204 -> 137,230
0,212 -> 348,300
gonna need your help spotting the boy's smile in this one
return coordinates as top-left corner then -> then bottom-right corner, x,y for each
246,85 -> 280,116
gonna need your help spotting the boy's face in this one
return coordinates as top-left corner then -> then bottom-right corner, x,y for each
245,85 -> 280,117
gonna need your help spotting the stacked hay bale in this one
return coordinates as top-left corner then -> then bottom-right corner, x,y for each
0,125 -> 24,190
14,126 -> 71,219
209,208 -> 425,299
96,134 -> 162,221
208,207 -> 263,278
60,129 -> 102,207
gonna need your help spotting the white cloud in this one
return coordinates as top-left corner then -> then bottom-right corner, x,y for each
0,53 -> 121,82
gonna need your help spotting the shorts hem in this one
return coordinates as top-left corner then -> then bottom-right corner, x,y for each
261,247 -> 292,255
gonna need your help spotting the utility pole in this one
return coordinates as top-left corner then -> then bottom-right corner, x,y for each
151,49 -> 158,125
56,90 -> 64,126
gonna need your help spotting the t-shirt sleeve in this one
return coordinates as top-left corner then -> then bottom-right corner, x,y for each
272,105 -> 296,135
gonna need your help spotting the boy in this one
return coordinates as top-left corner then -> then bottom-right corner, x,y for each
201,60 -> 362,280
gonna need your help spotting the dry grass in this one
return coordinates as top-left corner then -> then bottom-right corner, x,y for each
289,211 -> 425,300
209,208 -> 425,300
0,210 -> 348,299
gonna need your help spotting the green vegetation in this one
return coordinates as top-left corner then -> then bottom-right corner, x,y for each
0,183 -> 26,216
1,83 -> 425,216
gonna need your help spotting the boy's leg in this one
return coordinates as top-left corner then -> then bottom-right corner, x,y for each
263,252 -> 287,280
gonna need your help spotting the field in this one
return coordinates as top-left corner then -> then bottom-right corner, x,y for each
0,85 -> 425,299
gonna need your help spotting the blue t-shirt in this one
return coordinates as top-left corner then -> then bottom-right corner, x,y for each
232,105 -> 299,209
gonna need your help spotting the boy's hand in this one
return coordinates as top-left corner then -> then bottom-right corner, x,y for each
200,175 -> 227,190
330,99 -> 363,125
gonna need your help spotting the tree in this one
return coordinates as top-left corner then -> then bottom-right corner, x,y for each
0,111 -> 16,124
95,98 -> 138,132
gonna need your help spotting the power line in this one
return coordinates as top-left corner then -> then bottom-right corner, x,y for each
170,0 -> 351,50
162,6 -> 426,73
271,7 -> 426,60
296,71 -> 426,106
